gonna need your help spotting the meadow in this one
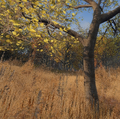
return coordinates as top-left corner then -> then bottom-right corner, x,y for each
0,59 -> 120,119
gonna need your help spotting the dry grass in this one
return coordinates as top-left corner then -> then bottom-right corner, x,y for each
0,60 -> 120,119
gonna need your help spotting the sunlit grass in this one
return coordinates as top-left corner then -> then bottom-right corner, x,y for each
0,60 -> 120,119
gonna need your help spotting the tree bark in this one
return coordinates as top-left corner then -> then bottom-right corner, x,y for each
83,46 -> 99,113
81,4 -> 101,114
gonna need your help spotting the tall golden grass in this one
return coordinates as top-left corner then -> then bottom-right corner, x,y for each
0,59 -> 120,119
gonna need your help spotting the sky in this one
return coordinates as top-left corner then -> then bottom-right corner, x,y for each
71,1 -> 120,32
71,10 -> 93,30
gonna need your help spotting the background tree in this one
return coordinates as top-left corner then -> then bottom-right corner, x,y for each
94,36 -> 120,68
50,34 -> 83,70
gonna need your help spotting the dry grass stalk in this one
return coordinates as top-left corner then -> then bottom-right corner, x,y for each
0,61 -> 120,119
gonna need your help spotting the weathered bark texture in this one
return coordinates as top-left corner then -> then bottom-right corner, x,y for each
83,47 -> 99,113
82,1 -> 101,112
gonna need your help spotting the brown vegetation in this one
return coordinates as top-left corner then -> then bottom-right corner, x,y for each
0,60 -> 120,119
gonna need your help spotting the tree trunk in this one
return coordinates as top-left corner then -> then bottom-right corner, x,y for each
83,46 -> 99,114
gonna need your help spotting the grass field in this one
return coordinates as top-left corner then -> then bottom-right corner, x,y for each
0,59 -> 120,119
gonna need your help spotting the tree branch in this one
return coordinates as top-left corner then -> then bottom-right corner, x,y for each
84,0 -> 100,11
21,11 -> 84,45
98,0 -> 102,6
66,4 -> 92,9
100,6 -> 120,24
20,1 -> 85,45
39,18 -> 84,44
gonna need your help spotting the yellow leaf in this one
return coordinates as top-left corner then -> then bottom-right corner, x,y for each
40,49 -> 43,52
46,14 -> 49,17
51,5 -> 55,9
9,15 -> 11,19
35,1 -> 39,6
34,45 -> 37,48
10,42 -> 13,44
50,46 -> 53,49
63,11 -> 66,14
71,36 -> 74,39
72,13 -> 75,16
7,10 -> 10,13
12,31 -> 17,35
9,20 -> 14,23
22,0 -> 27,2
19,29 -> 22,32
28,8 -> 34,13
11,49 -> 14,51
66,0 -> 69,4
17,40 -> 22,44
19,47 -> 24,49
15,28 -> 19,32
53,21 -> 58,24
41,14 -> 45,17
44,38 -> 48,43
6,35 -> 10,38
37,49 -> 39,51
1,33 -> 3,36
23,8 -> 29,14
40,23 -> 44,27
13,22 -> 20,26
1,5 -> 5,8
41,10 -> 46,14
59,32 -> 62,35
19,3 -> 24,7
34,22 -> 38,27
60,28 -> 63,31
16,40 -> 22,46
16,43 -> 20,46
67,26 -> 71,30
32,18 -> 38,22
15,7 -> 18,12
30,29 -> 36,33
63,28 -> 67,32
6,39 -> 11,43
51,40 -> 53,42
36,35 -> 41,37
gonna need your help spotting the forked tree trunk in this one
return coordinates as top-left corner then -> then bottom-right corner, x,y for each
82,7 -> 100,113
83,46 -> 99,114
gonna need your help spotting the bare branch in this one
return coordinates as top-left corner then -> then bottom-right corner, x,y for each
21,12 -> 32,20
84,0 -> 100,11
98,0 -> 102,6
100,6 -> 120,24
66,4 -> 92,9
108,19 -> 117,35
102,0 -> 107,9
40,18 -> 84,44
